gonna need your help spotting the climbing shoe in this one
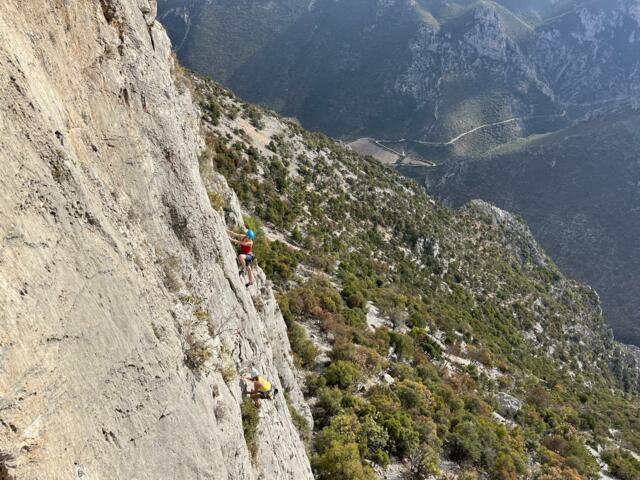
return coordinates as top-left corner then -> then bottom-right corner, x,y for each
245,282 -> 253,288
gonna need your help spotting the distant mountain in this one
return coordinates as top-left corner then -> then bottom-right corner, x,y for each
158,0 -> 640,345
160,0 -> 552,140
158,0 -> 312,84
159,0 -> 640,143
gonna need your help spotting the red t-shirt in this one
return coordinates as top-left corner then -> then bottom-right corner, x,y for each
240,237 -> 253,255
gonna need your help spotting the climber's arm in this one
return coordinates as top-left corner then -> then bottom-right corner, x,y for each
227,230 -> 244,244
227,229 -> 243,238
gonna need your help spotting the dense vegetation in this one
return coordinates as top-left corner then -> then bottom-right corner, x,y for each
193,75 -> 640,479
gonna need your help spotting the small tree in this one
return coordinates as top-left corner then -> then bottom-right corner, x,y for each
324,361 -> 361,389
313,441 -> 375,480
408,445 -> 440,479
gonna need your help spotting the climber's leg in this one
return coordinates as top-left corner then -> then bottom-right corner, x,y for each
249,390 -> 261,408
238,254 -> 247,276
245,254 -> 255,287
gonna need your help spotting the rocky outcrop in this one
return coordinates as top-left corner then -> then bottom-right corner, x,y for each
531,0 -> 640,104
0,1 -> 311,479
495,392 -> 522,418
396,2 -> 553,129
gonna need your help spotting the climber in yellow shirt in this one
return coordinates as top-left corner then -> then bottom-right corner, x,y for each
246,368 -> 278,407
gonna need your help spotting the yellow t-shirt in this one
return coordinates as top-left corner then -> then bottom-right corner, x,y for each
256,376 -> 271,392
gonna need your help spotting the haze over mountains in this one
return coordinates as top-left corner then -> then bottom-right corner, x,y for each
159,0 -> 640,345
159,0 -> 640,141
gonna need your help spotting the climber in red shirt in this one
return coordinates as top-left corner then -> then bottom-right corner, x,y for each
228,229 -> 255,287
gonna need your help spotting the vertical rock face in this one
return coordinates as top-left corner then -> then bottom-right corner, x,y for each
0,1 -> 312,479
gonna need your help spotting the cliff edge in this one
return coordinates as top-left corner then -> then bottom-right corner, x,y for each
0,1 -> 312,479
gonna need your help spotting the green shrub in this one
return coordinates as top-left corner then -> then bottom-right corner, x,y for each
316,414 -> 360,454
360,415 -> 390,460
329,341 -> 357,362
343,308 -> 367,328
324,361 -> 361,389
527,385 -> 551,409
313,441 -> 375,480
388,362 -> 417,381
370,448 -> 390,468
283,278 -> 344,317
291,227 -> 303,243
315,387 -> 344,425
389,332 -> 414,361
541,434 -> 599,478
241,398 -> 260,458
382,410 -> 419,457
226,103 -> 240,119
394,380 -> 432,414
205,134 -> 244,177
193,309 -> 211,323
243,215 -> 264,236
417,334 -> 443,359
342,286 -> 367,309
243,103 -> 265,129
305,372 -> 327,396
278,294 -> 318,367
601,448 -> 640,480
201,95 -> 222,125
414,416 -> 441,448
409,445 -> 441,479
458,469 -> 481,480
290,322 -> 318,367
491,451 -> 526,480
447,420 -> 482,464
184,338 -> 211,372
207,191 -> 227,212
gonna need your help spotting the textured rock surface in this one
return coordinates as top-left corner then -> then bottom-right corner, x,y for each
532,0 -> 640,104
0,1 -> 312,479
495,392 -> 522,418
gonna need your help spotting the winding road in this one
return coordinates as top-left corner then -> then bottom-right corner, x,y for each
379,110 -> 567,148
366,110 -> 569,167
353,110 -> 568,168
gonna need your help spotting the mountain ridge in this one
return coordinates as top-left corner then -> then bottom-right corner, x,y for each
410,101 -> 640,346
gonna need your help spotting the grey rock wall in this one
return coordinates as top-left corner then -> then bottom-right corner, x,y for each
0,1 -> 312,479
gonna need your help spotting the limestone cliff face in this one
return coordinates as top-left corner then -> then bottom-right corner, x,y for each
0,1 -> 312,479
531,0 -> 640,104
